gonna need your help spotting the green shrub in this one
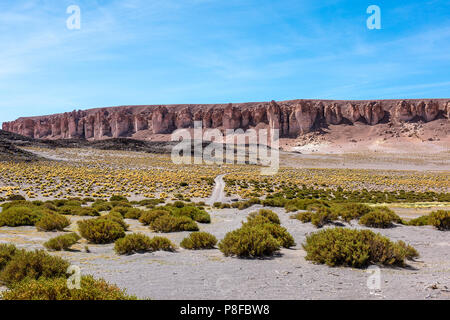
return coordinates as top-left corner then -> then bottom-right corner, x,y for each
35,212 -> 70,231
0,249 -> 70,287
2,200 -> 40,211
302,227 -> 418,268
1,275 -> 136,300
110,195 -> 128,202
311,208 -> 338,228
149,236 -> 177,252
7,194 -> 26,201
0,206 -> 42,227
138,198 -> 164,208
407,215 -> 430,226
428,210 -> 450,230
290,211 -> 313,223
218,226 -> 280,257
243,217 -> 295,248
65,200 -> 83,207
166,205 -> 211,223
114,233 -> 152,255
259,223 -> 296,248
110,201 -> 131,208
334,203 -> 372,222
58,206 -> 99,216
248,209 -> 280,225
180,232 -> 217,250
139,210 -> 170,225
77,219 -> 125,244
123,208 -> 144,219
149,215 -> 199,233
0,244 -> 17,270
91,202 -> 113,212
44,233 -> 81,251
98,212 -> 129,231
359,208 -> 402,228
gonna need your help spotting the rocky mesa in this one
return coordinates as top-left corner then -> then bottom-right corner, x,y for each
2,99 -> 449,140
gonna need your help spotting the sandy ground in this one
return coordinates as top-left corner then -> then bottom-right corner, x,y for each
0,205 -> 449,300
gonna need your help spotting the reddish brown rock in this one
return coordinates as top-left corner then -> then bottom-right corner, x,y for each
393,100 -> 415,122
2,99 -> 447,140
341,103 -> 361,123
324,103 -> 343,125
294,101 -> 318,134
175,107 -> 192,129
223,104 -> 241,130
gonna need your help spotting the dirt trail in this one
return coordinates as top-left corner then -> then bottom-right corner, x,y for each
207,174 -> 228,205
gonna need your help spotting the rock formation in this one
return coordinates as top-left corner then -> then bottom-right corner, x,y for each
2,99 -> 448,140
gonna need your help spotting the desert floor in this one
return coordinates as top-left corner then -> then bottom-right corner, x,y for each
0,145 -> 449,300
0,204 -> 449,300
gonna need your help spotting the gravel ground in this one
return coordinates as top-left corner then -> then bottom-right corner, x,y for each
0,205 -> 449,300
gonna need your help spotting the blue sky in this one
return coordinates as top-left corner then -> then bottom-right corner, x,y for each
1,0 -> 450,124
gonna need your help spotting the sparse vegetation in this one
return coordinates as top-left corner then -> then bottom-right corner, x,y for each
114,233 -> 153,255
359,208 -> 403,228
180,232 -> 217,250
77,218 -> 125,244
44,233 -> 81,251
149,215 -> 199,233
302,228 -> 418,268
0,249 -> 70,287
428,210 -> 450,230
0,206 -> 42,227
35,212 -> 71,231
1,275 -> 137,300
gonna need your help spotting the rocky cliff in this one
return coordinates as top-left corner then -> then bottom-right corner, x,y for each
2,99 -> 449,140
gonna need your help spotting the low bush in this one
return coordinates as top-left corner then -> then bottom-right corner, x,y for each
77,219 -> 125,244
407,215 -> 429,226
243,217 -> 295,248
7,194 -> 26,201
138,198 -> 165,208
139,210 -> 170,225
2,200 -> 40,211
35,212 -> 70,232
359,208 -> 403,228
58,206 -> 99,216
0,206 -> 42,227
0,249 -> 70,287
114,233 -> 152,255
0,244 -> 17,270
180,232 -> 217,250
428,210 -> 450,230
110,195 -> 128,202
213,202 -> 231,209
1,275 -> 136,300
98,212 -> 129,231
161,205 -> 211,223
123,208 -> 144,219
248,209 -> 280,225
302,227 -> 418,268
311,208 -> 338,228
44,233 -> 81,251
149,236 -> 176,252
333,203 -> 372,222
109,201 -> 132,208
91,202 -> 113,212
218,226 -> 280,257
290,211 -> 313,223
149,215 -> 199,233
284,199 -> 329,212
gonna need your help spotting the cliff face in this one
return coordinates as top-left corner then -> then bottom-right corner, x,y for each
2,99 -> 449,140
